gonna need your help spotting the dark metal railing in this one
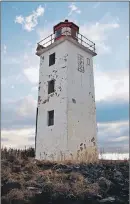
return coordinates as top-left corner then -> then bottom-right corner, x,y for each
37,28 -> 96,53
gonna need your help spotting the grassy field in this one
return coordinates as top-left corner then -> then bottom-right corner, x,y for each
1,147 -> 129,204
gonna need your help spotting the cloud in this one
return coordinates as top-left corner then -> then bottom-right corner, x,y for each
2,44 -> 39,90
1,95 -> 36,148
3,45 -> 7,54
23,67 -> 39,84
1,128 -> 35,149
1,74 -> 26,86
11,85 -> 15,89
94,67 -> 129,102
15,5 -> 45,32
36,20 -> 59,47
97,120 -> 129,152
110,136 -> 128,142
37,20 -> 57,41
36,5 -> 45,16
80,15 -> 120,54
17,95 -> 37,117
81,14 -> 120,41
68,3 -> 81,16
15,15 -> 24,24
31,86 -> 38,92
96,100 -> 129,123
2,57 -> 20,65
16,50 -> 40,85
1,95 -> 37,130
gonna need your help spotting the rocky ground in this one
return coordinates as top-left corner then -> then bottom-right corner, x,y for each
1,156 -> 129,204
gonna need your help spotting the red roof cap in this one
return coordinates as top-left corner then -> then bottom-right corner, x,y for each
53,20 -> 79,32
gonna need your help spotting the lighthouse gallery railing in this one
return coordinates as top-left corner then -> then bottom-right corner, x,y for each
37,29 -> 96,53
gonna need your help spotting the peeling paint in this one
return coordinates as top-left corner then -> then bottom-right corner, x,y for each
42,98 -> 49,104
72,98 -> 76,103
91,137 -> 95,142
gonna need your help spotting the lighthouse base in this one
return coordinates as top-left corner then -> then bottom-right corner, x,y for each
35,146 -> 98,163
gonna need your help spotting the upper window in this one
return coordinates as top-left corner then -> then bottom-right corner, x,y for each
49,53 -> 55,66
55,29 -> 62,38
71,28 -> 77,39
78,54 -> 84,73
48,80 -> 55,94
62,27 -> 71,35
87,58 -> 90,65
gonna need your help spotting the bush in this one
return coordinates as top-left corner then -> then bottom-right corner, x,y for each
1,147 -> 35,160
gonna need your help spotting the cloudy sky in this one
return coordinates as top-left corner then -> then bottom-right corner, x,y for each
1,2 -> 129,153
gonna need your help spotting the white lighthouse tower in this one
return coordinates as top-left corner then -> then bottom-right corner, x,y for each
35,20 -> 98,162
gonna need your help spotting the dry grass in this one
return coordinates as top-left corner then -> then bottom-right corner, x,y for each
1,147 -> 35,160
7,189 -> 24,200
1,146 -> 99,164
1,147 -> 129,204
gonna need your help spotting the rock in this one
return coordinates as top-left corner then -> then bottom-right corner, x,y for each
114,170 -> 122,178
65,167 -> 73,173
25,179 -> 42,189
99,197 -> 115,203
80,168 -> 87,175
53,164 -> 73,173
2,180 -> 21,195
113,170 -> 124,185
98,177 -> 112,193
36,160 -> 56,170
97,194 -> 102,199
27,186 -> 42,194
53,164 -> 68,170
56,168 -> 72,173
73,165 -> 80,170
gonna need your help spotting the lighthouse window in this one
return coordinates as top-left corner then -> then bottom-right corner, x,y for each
78,54 -> 84,73
48,79 -> 55,94
48,110 -> 54,126
71,28 -> 77,38
55,29 -> 62,38
49,53 -> 55,66
87,58 -> 90,65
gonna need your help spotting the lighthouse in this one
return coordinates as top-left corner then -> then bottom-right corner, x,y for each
35,20 -> 98,162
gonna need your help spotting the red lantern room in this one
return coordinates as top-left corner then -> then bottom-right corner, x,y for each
53,19 -> 79,41
36,19 -> 96,56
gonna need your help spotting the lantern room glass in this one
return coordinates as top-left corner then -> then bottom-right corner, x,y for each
55,29 -> 62,38
55,26 -> 78,40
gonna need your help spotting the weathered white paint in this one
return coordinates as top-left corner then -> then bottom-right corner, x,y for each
35,36 -> 98,161
67,41 -> 97,160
